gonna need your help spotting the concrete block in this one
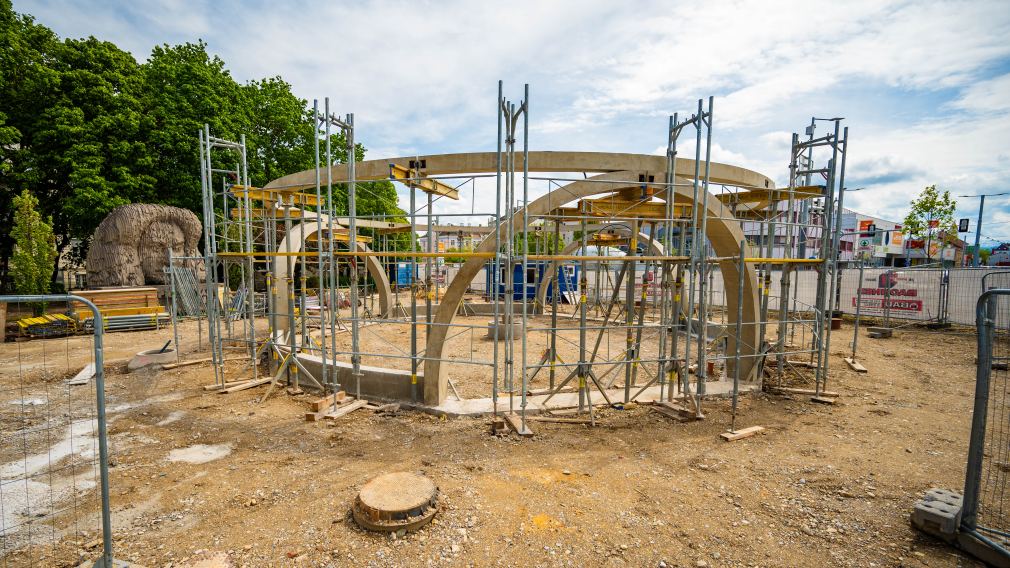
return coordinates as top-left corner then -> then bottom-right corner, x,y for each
911,488 -> 963,543
486,319 -> 523,340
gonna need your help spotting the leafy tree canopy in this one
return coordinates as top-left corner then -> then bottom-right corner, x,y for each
0,1 -> 406,290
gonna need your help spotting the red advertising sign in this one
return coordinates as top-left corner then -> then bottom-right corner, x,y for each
853,272 -> 923,314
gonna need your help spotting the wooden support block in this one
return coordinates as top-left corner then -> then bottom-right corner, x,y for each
218,377 -> 272,394
322,399 -> 368,420
770,387 -> 840,398
720,426 -> 765,441
810,396 -> 836,405
867,326 -> 893,339
309,391 -> 346,412
843,357 -> 868,373
504,412 -> 535,437
490,417 -> 507,435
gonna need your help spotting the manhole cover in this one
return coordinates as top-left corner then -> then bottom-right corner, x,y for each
352,472 -> 439,532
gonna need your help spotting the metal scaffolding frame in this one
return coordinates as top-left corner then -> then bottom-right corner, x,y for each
182,82 -> 849,437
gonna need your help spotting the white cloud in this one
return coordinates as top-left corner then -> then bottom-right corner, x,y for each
13,0 -> 1010,238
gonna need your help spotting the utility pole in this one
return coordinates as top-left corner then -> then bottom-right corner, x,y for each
959,191 -> 1009,267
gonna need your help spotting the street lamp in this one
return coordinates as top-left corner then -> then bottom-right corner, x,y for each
958,190 -> 1010,266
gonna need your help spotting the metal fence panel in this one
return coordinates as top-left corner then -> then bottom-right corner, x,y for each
962,289 -> 1010,559
0,295 -> 118,567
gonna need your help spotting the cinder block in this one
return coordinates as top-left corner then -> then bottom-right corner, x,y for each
911,488 -> 963,543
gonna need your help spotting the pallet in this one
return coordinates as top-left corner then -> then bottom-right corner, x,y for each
720,426 -> 765,442
843,357 -> 868,373
504,413 -> 535,437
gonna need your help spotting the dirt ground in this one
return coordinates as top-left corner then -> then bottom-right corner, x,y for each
0,316 -> 988,567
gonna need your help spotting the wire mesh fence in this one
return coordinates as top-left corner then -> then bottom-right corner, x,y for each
962,289 -> 1010,559
0,295 -> 115,568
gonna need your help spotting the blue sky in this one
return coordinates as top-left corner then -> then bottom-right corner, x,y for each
15,0 -> 1010,244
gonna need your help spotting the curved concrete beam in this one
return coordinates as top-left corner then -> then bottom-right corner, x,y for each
423,171 -> 760,405
274,218 -> 393,330
265,151 -> 773,192
532,229 -> 665,310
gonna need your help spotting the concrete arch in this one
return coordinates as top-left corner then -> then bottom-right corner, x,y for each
275,217 -> 393,329
264,151 -> 773,192
532,228 -> 665,310
423,171 -> 760,405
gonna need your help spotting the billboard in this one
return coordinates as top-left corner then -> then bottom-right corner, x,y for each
851,271 -> 924,315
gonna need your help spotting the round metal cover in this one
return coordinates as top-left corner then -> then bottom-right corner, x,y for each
352,472 -> 439,532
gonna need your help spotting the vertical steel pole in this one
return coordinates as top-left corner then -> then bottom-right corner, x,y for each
696,97 -> 714,397
520,83 -> 529,425
312,101 -> 327,388
851,260 -> 864,359
347,113 -> 361,400
492,81 -> 502,415
731,242 -> 745,433
326,98 -> 339,392
973,195 -> 985,267
168,250 -> 181,364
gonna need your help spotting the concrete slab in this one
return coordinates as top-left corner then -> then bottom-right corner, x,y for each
429,379 -> 759,417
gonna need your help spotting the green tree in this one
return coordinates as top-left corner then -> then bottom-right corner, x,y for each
10,190 -> 57,300
141,41 -> 247,212
902,184 -> 957,262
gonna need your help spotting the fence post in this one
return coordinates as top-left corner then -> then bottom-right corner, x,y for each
962,290 -> 996,531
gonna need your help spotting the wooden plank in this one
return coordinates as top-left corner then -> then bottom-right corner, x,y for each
67,363 -> 96,386
720,425 -> 765,441
203,379 -> 253,391
504,412 -> 535,437
651,404 -> 694,422
309,391 -> 346,412
322,399 -> 368,421
0,302 -> 7,341
218,377 -> 271,394
162,356 -> 244,370
527,416 -> 592,424
770,386 -> 840,397
810,396 -> 836,405
163,358 -> 212,370
843,357 -> 868,373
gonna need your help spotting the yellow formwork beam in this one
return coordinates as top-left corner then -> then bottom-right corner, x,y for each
306,232 -> 373,244
388,164 -> 459,200
231,185 -> 322,207
716,185 -> 824,205
230,207 -> 306,219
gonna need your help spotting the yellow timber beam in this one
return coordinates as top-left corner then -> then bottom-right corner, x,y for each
306,232 -> 372,244
388,164 -> 459,200
231,186 -> 322,207
716,185 -> 824,205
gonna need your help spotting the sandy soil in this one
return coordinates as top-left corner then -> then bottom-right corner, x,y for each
0,316 -> 987,567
